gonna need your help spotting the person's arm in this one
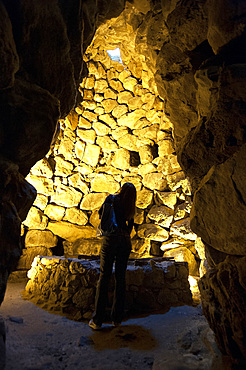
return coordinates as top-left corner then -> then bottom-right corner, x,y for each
98,195 -> 113,219
127,218 -> 134,234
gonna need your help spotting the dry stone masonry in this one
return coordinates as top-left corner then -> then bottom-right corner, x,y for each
25,255 -> 192,321
0,0 -> 246,366
21,45 -> 201,284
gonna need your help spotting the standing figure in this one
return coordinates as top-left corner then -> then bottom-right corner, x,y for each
89,182 -> 136,330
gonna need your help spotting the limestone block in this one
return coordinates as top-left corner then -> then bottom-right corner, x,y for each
75,164 -> 93,175
138,163 -> 156,176
147,205 -> 174,228
68,173 -> 89,194
44,204 -> 65,221
107,69 -> 119,81
111,148 -> 130,170
91,174 -> 120,193
104,88 -> 117,100
78,116 -> 92,129
136,188 -> 153,209
75,106 -> 83,115
94,94 -> 104,102
133,124 -> 158,141
98,114 -> 117,128
47,221 -> 96,242
170,218 -> 197,241
92,121 -> 111,136
195,237 -> 206,260
134,118 -> 152,130
83,143 -> 100,166
158,140 -> 175,156
137,224 -> 169,241
17,247 -> 52,270
141,92 -> 155,110
33,194 -> 48,211
155,191 -> 177,209
108,79 -> 124,91
118,69 -> 129,83
166,171 -> 191,193
81,100 -> 97,110
77,128 -> 96,144
63,208 -> 88,226
117,134 -> 138,151
142,172 -> 167,191
146,109 -> 161,124
58,136 -> 74,161
54,156 -> 73,177
63,238 -> 101,257
94,107 -> 104,115
191,145 -> 246,255
157,130 -> 170,142
163,247 -> 198,276
139,145 -> 154,164
74,140 -> 86,159
81,89 -> 94,100
160,115 -> 173,130
117,91 -> 134,104
51,185 -> 82,207
134,208 -> 145,225
111,126 -> 129,140
82,111 -> 98,122
85,76 -> 95,89
112,104 -> 128,119
30,158 -> 53,178
89,210 -> 100,229
97,136 -> 118,152
25,229 -> 58,248
26,175 -> 54,196
23,207 -> 48,230
128,96 -> 143,111
101,99 -> 118,113
94,78 -> 108,92
80,192 -> 108,211
161,238 -> 191,252
174,198 -> 192,221
123,76 -> 138,91
117,109 -> 146,129
121,175 -> 142,192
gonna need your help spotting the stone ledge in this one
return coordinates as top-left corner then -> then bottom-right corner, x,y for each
24,255 -> 193,321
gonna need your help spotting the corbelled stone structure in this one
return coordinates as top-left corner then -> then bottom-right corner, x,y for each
0,0 -> 246,366
24,255 -> 192,321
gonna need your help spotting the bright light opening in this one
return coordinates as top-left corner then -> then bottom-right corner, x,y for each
106,47 -> 123,65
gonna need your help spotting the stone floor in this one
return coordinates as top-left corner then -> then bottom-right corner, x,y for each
0,281 -> 234,370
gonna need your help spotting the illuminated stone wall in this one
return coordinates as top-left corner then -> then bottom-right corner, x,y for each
21,47 -> 201,280
25,255 -> 192,321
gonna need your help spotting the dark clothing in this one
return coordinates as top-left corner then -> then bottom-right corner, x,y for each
93,195 -> 133,326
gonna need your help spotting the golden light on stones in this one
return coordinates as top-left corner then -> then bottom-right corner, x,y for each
21,20 -> 203,308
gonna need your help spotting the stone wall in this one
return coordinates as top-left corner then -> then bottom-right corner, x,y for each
24,255 -> 192,321
20,46 -> 200,281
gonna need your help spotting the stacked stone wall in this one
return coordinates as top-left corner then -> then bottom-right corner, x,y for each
24,255 -> 193,321
19,46 -> 201,280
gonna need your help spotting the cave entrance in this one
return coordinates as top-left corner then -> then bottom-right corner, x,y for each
17,4 -> 202,304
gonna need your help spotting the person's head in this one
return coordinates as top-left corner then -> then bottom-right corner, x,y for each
119,182 -> 136,220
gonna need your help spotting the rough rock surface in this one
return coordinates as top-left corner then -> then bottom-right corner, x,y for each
0,0 -> 246,365
24,255 -> 192,321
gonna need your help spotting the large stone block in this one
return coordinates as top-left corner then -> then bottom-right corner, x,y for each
51,185 -> 82,208
47,221 -> 96,242
199,256 -> 246,361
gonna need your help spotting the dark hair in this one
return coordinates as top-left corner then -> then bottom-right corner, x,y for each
119,182 -> 136,220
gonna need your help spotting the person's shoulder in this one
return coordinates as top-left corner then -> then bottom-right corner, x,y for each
105,194 -> 115,203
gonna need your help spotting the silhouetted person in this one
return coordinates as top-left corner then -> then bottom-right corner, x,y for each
89,182 -> 136,330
